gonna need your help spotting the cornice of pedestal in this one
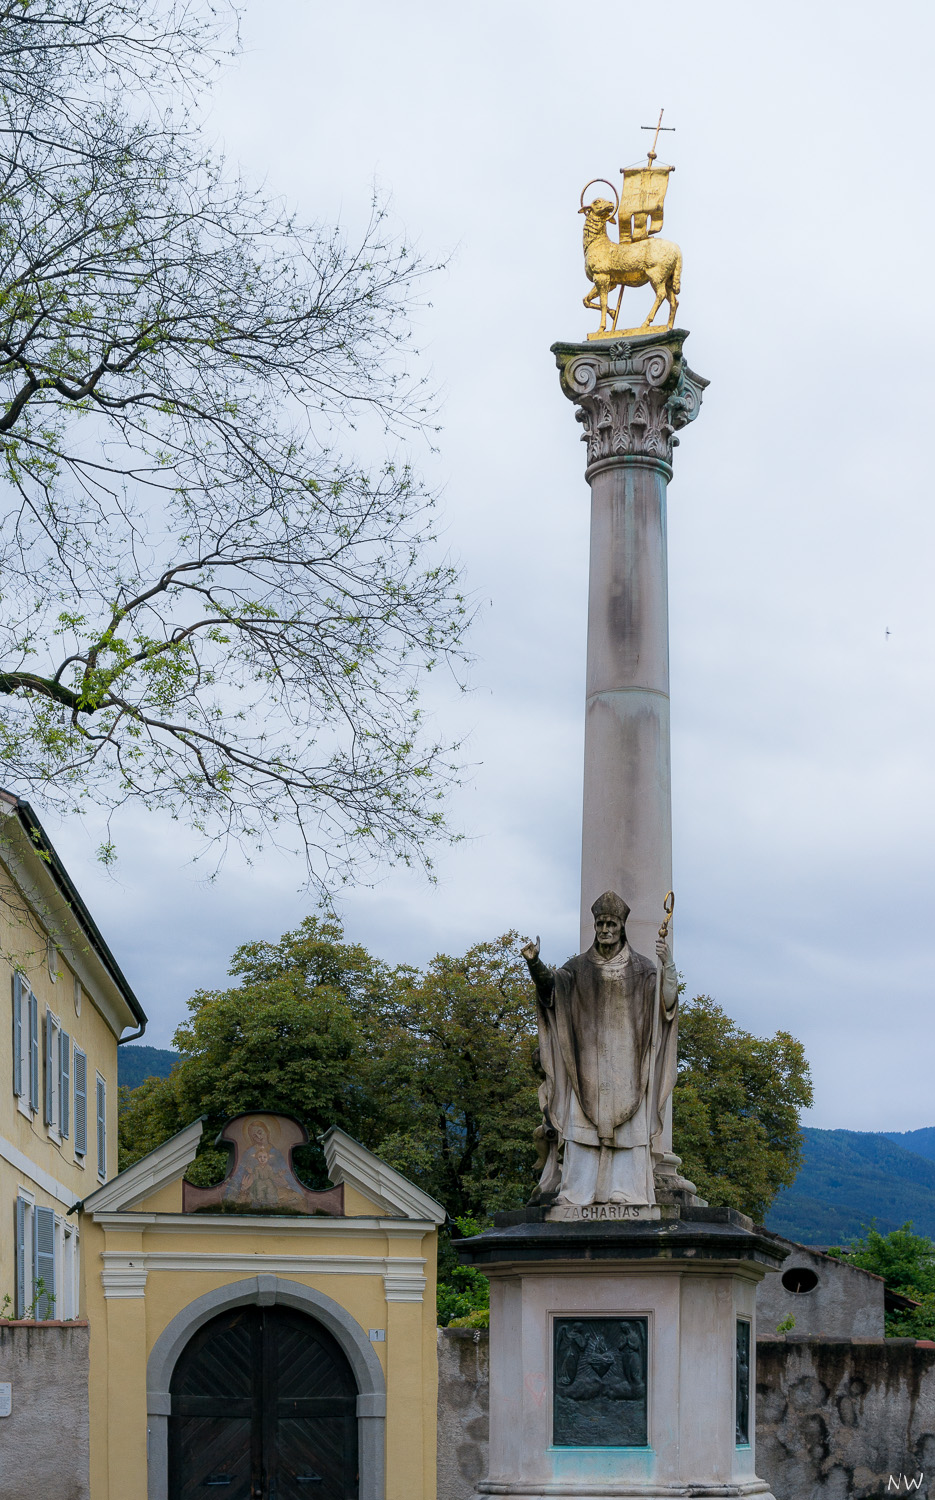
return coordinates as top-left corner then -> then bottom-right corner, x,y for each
552,327 -> 708,476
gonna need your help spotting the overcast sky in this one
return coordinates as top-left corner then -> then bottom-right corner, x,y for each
48,0 -> 935,1132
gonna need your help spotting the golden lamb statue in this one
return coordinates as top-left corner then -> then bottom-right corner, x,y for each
580,114 -> 683,339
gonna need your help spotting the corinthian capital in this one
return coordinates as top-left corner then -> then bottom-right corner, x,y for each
552,329 -> 708,474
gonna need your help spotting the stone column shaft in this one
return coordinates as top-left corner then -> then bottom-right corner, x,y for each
555,329 -> 706,952
582,453 -> 672,964
554,330 -> 707,1154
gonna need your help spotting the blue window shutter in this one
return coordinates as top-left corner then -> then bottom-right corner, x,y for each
12,973 -> 22,1098
14,1198 -> 27,1317
28,992 -> 39,1111
33,1206 -> 55,1319
96,1076 -> 106,1180
74,1049 -> 87,1156
43,1010 -> 54,1126
59,1029 -> 70,1139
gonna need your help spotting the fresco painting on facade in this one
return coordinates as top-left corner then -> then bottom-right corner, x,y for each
182,1112 -> 345,1215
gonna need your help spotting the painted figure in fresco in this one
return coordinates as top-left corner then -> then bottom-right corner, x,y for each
225,1121 -> 308,1210
522,891 -> 677,1208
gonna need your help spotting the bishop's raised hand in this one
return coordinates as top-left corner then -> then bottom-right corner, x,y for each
521,935 -> 540,964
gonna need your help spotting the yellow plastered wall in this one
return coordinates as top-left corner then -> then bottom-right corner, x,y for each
82,1170 -> 439,1500
0,853 -> 126,1314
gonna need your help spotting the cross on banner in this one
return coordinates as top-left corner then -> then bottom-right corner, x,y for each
641,108 -> 675,164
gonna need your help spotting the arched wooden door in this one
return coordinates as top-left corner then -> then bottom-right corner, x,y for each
168,1304 -> 359,1500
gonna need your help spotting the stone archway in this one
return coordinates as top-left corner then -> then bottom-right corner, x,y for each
146,1276 -> 386,1500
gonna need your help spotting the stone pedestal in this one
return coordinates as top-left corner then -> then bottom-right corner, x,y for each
552,331 -> 707,966
457,1209 -> 786,1500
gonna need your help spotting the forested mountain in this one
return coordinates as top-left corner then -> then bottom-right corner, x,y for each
118,1045 -> 179,1091
765,1128 -> 935,1243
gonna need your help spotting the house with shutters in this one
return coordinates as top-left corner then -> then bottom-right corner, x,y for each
0,791 -> 147,1325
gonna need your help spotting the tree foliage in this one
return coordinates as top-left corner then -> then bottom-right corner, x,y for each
119,920 -> 814,1319
828,1223 -> 935,1339
672,996 -> 813,1222
118,917 -> 540,1208
0,0 -> 467,885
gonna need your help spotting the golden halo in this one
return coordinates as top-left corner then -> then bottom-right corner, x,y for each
579,178 -> 620,215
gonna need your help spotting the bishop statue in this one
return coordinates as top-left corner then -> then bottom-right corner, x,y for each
522,891 -> 678,1209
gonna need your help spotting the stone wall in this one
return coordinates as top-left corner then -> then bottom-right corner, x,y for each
757,1337 -> 935,1499
0,1321 -> 90,1500
437,1328 -> 489,1500
437,1328 -> 935,1500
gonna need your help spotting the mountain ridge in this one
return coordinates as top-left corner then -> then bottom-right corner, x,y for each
765,1126 -> 935,1243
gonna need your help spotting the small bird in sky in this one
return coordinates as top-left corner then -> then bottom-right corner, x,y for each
885,627 -> 891,640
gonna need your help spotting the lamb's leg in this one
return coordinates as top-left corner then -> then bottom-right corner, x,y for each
642,275 -> 666,329
666,281 -> 679,329
599,282 -> 609,333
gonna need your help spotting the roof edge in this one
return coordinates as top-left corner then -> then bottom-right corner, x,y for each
0,792 -> 146,1033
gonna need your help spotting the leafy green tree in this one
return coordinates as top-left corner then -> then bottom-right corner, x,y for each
828,1223 -> 935,1338
119,916 -> 390,1185
672,996 -> 813,1221
118,919 -> 541,1207
365,933 -> 540,1219
119,921 -> 814,1321
0,0 -> 466,885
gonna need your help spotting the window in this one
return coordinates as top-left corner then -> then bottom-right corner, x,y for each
11,975 -> 39,1115
33,1205 -> 55,1318
781,1266 -> 819,1294
58,1025 -> 70,1139
61,1222 -> 79,1320
73,1047 -> 88,1157
96,1074 -> 107,1181
14,1194 -> 30,1317
13,1195 -> 59,1320
29,989 -> 39,1111
12,973 -> 22,1098
44,1010 -> 67,1140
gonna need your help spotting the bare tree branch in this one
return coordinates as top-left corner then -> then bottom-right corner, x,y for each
0,0 -> 471,890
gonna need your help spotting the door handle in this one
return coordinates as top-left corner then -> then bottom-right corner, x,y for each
204,1479 -> 233,1488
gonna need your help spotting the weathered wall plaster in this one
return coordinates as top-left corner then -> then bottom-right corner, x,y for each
0,1322 -> 90,1500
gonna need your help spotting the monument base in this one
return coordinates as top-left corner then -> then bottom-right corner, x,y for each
457,1208 -> 786,1500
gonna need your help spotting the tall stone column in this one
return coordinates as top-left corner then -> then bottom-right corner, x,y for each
553,329 -> 707,961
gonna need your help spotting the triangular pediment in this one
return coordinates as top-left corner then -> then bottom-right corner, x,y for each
321,1127 -> 445,1223
81,1117 -> 204,1212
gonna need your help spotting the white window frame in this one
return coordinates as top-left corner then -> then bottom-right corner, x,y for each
96,1073 -> 107,1181
15,1189 -> 34,1319
61,1221 -> 79,1320
73,1045 -> 88,1159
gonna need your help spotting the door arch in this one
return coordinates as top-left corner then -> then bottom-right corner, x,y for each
169,1303 -> 358,1500
147,1277 -> 386,1500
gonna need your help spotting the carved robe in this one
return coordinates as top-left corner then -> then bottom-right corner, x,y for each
533,942 -> 678,1200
